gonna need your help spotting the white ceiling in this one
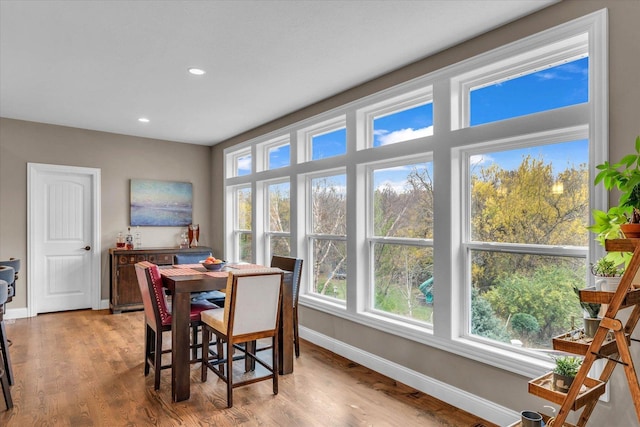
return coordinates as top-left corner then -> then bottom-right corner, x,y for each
0,0 -> 557,146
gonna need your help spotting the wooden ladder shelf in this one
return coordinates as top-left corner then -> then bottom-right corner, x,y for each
527,238 -> 640,426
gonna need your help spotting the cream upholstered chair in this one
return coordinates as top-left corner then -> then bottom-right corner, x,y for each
200,269 -> 283,408
135,261 -> 218,390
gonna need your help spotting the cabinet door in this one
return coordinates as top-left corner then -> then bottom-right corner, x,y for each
116,254 -> 145,306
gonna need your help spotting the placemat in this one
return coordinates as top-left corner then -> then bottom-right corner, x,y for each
226,263 -> 264,270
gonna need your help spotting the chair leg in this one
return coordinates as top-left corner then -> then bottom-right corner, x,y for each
201,326 -> 210,382
191,325 -> 199,361
217,339 -> 224,376
272,335 -> 279,396
245,340 -> 256,372
225,339 -> 235,408
293,306 -> 300,358
154,329 -> 163,390
144,324 -> 152,376
0,320 -> 13,386
0,350 -> 12,410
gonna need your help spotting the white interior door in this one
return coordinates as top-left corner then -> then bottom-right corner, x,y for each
28,163 -> 101,315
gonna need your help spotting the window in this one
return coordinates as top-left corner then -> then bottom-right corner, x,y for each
466,138 -> 589,350
228,148 -> 252,177
470,57 -> 589,126
369,159 -> 434,324
363,88 -> 434,148
264,136 -> 290,170
308,173 -> 347,301
299,117 -> 347,161
223,11 -> 606,377
233,185 -> 252,262
266,180 -> 291,257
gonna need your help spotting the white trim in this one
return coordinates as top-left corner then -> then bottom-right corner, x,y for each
299,326 -> 520,426
225,9 -> 608,381
27,163 -> 101,317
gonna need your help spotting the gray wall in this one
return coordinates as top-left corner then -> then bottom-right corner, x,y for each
0,119 -> 213,305
210,0 -> 640,424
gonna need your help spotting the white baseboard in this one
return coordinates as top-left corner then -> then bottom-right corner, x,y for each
5,299 -> 111,319
4,307 -> 29,320
299,326 -> 519,426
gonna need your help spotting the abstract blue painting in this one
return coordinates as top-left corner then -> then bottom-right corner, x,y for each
130,179 -> 192,226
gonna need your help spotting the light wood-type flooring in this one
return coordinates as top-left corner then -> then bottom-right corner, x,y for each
0,309 -> 497,426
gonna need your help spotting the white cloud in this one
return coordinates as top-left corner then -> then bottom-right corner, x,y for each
470,154 -> 494,166
376,179 -> 409,194
238,156 -> 252,171
378,126 -> 433,145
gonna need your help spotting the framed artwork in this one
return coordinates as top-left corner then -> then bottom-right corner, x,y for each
130,179 -> 192,226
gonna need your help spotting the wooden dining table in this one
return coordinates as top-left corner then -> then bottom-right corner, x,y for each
160,263 -> 294,402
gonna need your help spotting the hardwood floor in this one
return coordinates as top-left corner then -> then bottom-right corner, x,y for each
0,309 -> 497,426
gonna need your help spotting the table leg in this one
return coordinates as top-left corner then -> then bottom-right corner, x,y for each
279,276 -> 293,375
172,291 -> 191,402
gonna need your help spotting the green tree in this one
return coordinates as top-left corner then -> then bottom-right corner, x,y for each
471,288 -> 510,343
483,264 -> 583,344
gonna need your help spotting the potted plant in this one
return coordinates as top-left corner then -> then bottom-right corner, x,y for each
590,256 -> 624,292
552,355 -> 583,393
573,285 -> 601,337
587,135 -> 640,268
592,135 -> 640,238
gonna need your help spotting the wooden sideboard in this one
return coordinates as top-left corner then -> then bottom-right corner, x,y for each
109,246 -> 212,313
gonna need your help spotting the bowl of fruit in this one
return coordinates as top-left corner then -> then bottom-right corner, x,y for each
201,256 -> 226,271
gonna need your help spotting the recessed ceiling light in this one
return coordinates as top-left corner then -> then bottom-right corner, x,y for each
138,117 -> 150,123
188,67 -> 206,76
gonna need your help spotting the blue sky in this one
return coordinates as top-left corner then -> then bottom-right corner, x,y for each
240,57 -> 589,182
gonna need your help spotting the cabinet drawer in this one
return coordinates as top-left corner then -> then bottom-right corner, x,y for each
118,254 -> 147,265
148,253 -> 173,265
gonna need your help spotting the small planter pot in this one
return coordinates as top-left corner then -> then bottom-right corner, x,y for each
621,223 -> 640,238
583,317 -> 602,338
595,275 -> 622,292
552,372 -> 575,393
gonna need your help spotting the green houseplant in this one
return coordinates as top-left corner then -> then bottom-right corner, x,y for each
590,256 -> 624,293
587,135 -> 640,267
573,285 -> 601,337
552,356 -> 583,393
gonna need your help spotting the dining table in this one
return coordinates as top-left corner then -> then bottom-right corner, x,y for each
160,263 -> 294,402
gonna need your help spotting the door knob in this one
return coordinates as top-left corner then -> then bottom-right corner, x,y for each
83,246 -> 91,251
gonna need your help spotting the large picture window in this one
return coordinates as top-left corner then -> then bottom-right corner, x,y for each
369,159 -> 434,324
223,11 -> 606,376
466,138 -> 589,350
266,180 -> 291,257
308,173 -> 347,301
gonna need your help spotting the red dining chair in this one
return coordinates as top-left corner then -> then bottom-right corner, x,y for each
200,269 -> 283,407
135,261 -> 218,390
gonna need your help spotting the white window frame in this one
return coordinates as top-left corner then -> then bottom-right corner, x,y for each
365,155 -> 434,328
298,116 -> 347,162
222,10 -> 608,378
264,177 -> 292,260
304,168 -> 348,306
227,184 -> 253,262
457,127 -> 591,359
258,134 -> 291,172
359,87 -> 434,149
226,147 -> 252,178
